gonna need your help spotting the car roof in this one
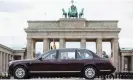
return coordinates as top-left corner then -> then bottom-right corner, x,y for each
57,48 -> 86,50
49,48 -> 100,58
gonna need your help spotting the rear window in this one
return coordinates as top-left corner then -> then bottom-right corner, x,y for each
77,50 -> 93,59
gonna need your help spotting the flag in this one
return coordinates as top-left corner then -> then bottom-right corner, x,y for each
53,39 -> 56,49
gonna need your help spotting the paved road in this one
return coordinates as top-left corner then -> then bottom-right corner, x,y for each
9,77 -> 132,80
31,78 -> 93,80
9,77 -> 133,80
30,78 -> 132,80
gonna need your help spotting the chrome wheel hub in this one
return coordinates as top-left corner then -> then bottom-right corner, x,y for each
85,68 -> 95,78
15,68 -> 25,78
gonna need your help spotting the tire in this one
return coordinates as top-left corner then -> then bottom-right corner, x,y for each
83,66 -> 97,79
13,66 -> 28,79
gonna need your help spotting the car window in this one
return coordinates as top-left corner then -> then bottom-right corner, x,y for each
58,49 -> 76,60
42,50 -> 56,60
77,50 -> 93,59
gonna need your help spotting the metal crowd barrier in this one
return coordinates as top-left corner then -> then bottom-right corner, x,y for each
0,73 -> 10,79
96,72 -> 133,79
1,72 -> 133,79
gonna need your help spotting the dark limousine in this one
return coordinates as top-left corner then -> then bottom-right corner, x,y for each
8,48 -> 116,79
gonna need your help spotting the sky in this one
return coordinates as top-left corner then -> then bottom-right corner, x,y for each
0,0 -> 133,56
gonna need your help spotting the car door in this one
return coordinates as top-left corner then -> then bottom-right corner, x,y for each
76,49 -> 94,66
55,49 -> 84,72
29,50 -> 58,73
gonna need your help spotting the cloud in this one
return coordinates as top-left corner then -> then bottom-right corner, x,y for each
0,0 -> 33,12
0,0 -> 133,51
0,36 -> 26,49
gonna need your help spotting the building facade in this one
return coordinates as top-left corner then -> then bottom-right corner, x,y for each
24,18 -> 121,72
0,43 -> 133,75
0,0 -> 133,74
0,44 -> 24,75
120,48 -> 133,71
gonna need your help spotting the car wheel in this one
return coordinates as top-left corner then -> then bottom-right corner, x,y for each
83,66 -> 97,79
13,66 -> 27,79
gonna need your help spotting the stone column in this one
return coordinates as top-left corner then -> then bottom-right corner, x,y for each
11,55 -> 13,60
21,54 -> 23,60
121,55 -> 124,71
43,38 -> 50,53
27,38 -> 34,59
32,39 -> 36,58
80,38 -> 86,49
96,38 -> 102,57
59,38 -> 65,48
111,38 -> 119,72
2,52 -> 4,73
9,54 -> 11,61
0,51 -> 2,74
118,55 -> 121,72
11,55 -> 12,60
132,56 -> 133,71
3,53 -> 5,73
6,53 -> 8,73
5,53 -> 7,73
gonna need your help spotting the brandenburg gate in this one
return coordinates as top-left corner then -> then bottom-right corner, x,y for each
24,1 -> 121,72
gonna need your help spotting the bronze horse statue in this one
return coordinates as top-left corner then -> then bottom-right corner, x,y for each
62,3 -> 84,18
68,5 -> 78,18
79,8 -> 84,18
62,8 -> 67,18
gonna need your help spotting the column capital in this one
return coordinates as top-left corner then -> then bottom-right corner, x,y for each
43,38 -> 48,39
114,38 -> 119,40
112,37 -> 119,41
121,54 -> 124,57
43,38 -> 49,40
60,38 -> 65,40
96,37 -> 102,40
81,38 -> 86,40
27,37 -> 32,40
81,38 -> 86,41
96,38 -> 102,42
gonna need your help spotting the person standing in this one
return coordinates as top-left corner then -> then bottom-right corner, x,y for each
102,51 -> 109,58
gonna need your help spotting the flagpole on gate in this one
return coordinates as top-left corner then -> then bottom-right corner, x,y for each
53,39 -> 56,49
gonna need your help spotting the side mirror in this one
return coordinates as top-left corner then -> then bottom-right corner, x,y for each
9,59 -> 12,62
38,57 -> 42,61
